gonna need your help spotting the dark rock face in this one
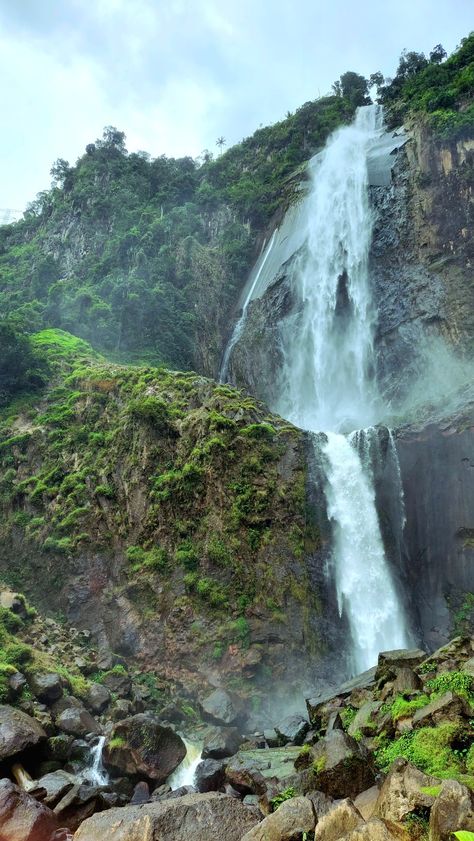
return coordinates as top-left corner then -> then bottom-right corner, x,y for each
86,684 -> 111,715
201,726 -> 242,759
397,422 -> 474,647
73,792 -> 260,841
0,705 -> 46,760
103,714 -> 186,783
201,689 -> 241,726
55,708 -> 101,738
195,758 -> 226,793
27,673 -> 64,704
274,714 -> 309,745
300,731 -> 375,800
0,778 -> 58,841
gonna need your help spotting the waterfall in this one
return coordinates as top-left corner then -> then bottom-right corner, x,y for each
82,736 -> 108,787
168,740 -> 202,789
222,105 -> 410,673
322,430 -> 409,674
219,230 -> 276,383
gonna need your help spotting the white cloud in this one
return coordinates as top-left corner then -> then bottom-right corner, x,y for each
0,0 -> 472,209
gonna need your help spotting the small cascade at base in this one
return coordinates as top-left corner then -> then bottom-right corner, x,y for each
82,736 -> 108,787
168,741 -> 202,789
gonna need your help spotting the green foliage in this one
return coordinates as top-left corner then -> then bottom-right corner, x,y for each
0,322 -> 48,406
381,34 -> 474,139
270,787 -> 297,811
108,736 -> 126,750
452,833 -> 474,841
419,784 -> 442,796
425,671 -> 473,701
390,694 -> 430,721
340,706 -> 358,728
375,722 -> 463,779
126,545 -> 169,573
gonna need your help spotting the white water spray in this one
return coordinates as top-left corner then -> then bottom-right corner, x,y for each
168,741 -> 202,789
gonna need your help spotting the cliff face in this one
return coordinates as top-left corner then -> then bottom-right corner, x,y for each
224,117 -> 474,648
0,330 -> 342,713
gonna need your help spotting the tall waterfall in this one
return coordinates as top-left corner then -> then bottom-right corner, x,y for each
223,105 -> 410,674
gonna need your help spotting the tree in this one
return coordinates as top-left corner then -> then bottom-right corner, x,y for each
333,72 -> 370,108
0,323 -> 47,405
429,44 -> 447,64
216,136 -> 226,155
395,50 -> 428,81
369,72 -> 385,96
50,158 -> 73,190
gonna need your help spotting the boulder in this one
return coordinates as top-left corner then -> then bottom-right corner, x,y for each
343,818 -> 398,840
51,697 -> 85,718
27,673 -> 63,704
412,691 -> 467,726
202,689 -> 241,726
429,779 -> 474,841
195,758 -> 226,793
0,778 -> 58,841
226,747 -> 300,795
377,649 -> 426,672
0,705 -> 46,760
73,792 -> 259,841
391,668 -> 422,694
85,685 -> 111,715
241,796 -> 315,840
103,714 -> 186,783
8,673 -> 27,698
100,672 -> 131,698
463,656 -> 474,676
29,770 -> 75,807
274,715 -> 309,746
130,781 -> 150,805
374,757 -> 440,822
56,708 -> 101,738
314,798 -> 364,841
353,785 -> 380,821
347,702 -> 380,738
46,734 -> 74,763
299,731 -> 375,800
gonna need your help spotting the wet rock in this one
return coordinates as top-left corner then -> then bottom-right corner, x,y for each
314,798 -> 364,841
0,704 -> 46,760
51,697 -> 85,718
46,734 -> 75,765
69,740 -> 90,761
202,689 -> 242,726
73,792 -> 260,841
0,778 -> 58,841
195,758 -> 226,793
226,747 -> 300,795
376,648 -> 426,679
110,700 -> 132,721
130,781 -> 150,804
391,667 -> 422,694
264,729 -> 280,747
85,685 -> 111,715
241,795 -> 315,841
8,672 -> 27,698
275,714 -> 309,746
56,708 -> 101,738
429,778 -> 474,841
412,691 -> 467,726
29,770 -> 75,807
28,673 -> 64,704
347,702 -> 381,738
299,731 -> 375,800
100,672 -> 131,698
374,757 -> 440,821
103,714 -> 186,783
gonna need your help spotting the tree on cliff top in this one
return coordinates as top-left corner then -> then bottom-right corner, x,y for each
332,71 -> 370,108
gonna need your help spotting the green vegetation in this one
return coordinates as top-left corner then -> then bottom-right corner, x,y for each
270,786 -> 297,811
0,96 -> 353,371
0,322 -> 49,406
380,33 -> 474,138
375,722 -> 468,781
390,694 -> 430,722
425,671 -> 473,702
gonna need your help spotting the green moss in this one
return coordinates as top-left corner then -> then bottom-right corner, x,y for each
108,736 -> 126,750
425,671 -> 473,702
391,694 -> 430,722
419,784 -> 442,797
313,756 -> 326,774
375,722 -> 464,779
270,786 -> 297,811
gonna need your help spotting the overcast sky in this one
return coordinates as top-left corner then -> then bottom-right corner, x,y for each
0,0 -> 472,211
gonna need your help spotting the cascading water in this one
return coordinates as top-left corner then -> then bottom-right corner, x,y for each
82,736 -> 108,786
168,740 -> 202,789
222,104 -> 410,674
219,230 -> 276,383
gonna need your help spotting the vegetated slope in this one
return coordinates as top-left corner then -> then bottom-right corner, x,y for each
0,329 -> 321,698
0,97 -> 352,377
